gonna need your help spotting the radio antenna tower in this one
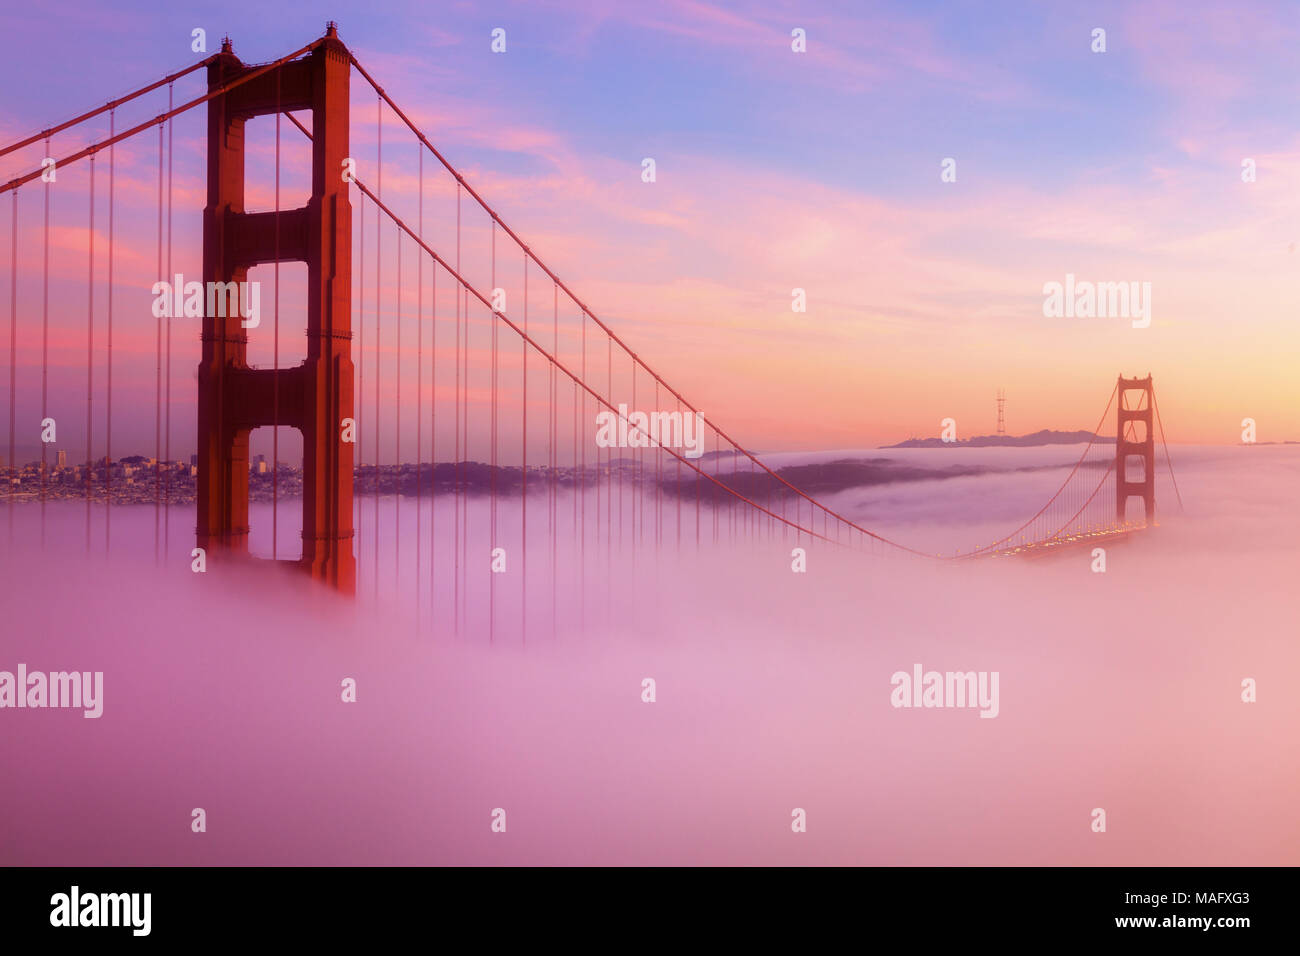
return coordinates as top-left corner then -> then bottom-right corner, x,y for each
996,389 -> 1006,435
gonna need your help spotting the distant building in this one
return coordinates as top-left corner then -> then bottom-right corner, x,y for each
56,450 -> 67,469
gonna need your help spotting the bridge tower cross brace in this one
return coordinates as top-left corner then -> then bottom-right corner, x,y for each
196,26 -> 355,592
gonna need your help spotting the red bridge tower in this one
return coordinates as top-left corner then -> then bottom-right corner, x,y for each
1116,374 -> 1155,526
196,26 -> 355,591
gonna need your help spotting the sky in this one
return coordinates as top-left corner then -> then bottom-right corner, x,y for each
1,0 -> 1299,461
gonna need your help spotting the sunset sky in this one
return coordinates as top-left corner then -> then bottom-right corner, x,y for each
4,1 -> 1300,881
1,0 -> 1298,459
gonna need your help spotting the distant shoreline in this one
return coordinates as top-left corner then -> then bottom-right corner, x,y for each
882,429 -> 1116,449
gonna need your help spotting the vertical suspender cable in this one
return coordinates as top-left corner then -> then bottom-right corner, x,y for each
374,93 -> 381,599
453,184 -> 461,635
416,150 -> 423,614
41,137 -> 51,545
85,152 -> 95,549
606,336 -> 611,569
1153,385 -> 1184,514
675,397 -> 681,551
556,278 -> 561,634
490,222 -> 497,643
106,111 -> 114,550
521,254 -> 527,645
395,227 -> 401,585
462,285 -> 469,630
272,82 -> 280,559
452,188 -> 461,633
357,183 -> 364,578
164,84 -> 173,553
429,189 -> 440,622
572,349 -> 579,632
7,192 -> 16,539
153,123 -> 162,558
630,362 -> 635,554
580,308 -> 586,618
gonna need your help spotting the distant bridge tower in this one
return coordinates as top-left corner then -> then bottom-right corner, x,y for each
196,25 -> 355,592
1116,374 -> 1155,525
996,388 -> 1006,435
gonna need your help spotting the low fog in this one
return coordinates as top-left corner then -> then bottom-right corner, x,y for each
1,444 -> 1296,864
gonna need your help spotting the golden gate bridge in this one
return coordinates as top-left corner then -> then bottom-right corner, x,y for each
0,25 -> 1182,634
